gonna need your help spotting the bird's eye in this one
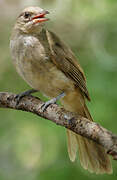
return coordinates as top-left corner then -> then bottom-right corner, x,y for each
24,12 -> 30,19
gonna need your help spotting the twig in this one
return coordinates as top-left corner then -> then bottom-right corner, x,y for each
0,92 -> 117,160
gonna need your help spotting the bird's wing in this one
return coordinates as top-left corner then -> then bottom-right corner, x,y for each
46,30 -> 90,101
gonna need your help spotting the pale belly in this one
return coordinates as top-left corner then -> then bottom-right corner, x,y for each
16,57 -> 74,98
10,34 -> 75,98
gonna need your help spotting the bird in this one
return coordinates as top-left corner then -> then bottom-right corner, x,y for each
10,6 -> 112,174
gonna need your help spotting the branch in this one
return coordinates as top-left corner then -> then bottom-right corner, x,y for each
0,92 -> 117,160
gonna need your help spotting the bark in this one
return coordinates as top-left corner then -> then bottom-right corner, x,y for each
0,92 -> 117,160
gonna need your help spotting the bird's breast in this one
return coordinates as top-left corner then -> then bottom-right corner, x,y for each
11,33 -> 74,98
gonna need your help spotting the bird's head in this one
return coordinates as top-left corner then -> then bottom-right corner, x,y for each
15,6 -> 49,34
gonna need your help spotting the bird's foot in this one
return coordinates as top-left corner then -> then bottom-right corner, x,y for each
41,92 -> 65,112
15,89 -> 38,105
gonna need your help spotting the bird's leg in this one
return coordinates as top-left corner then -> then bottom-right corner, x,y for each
15,89 -> 38,104
41,92 -> 65,112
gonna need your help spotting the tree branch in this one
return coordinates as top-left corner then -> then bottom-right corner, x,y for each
0,92 -> 117,160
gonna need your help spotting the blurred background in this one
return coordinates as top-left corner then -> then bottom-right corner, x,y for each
0,0 -> 117,179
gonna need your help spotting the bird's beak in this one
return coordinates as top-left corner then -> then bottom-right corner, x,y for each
32,10 -> 49,24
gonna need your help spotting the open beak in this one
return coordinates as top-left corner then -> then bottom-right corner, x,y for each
32,10 -> 49,24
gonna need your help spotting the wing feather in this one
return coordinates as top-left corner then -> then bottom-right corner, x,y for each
46,30 -> 90,101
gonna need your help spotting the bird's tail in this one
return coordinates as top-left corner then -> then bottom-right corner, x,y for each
61,89 -> 112,174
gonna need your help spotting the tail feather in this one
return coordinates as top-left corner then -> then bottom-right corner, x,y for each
76,135 -> 112,174
66,129 -> 77,162
61,89 -> 112,174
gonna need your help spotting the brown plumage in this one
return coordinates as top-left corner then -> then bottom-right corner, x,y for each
10,6 -> 112,174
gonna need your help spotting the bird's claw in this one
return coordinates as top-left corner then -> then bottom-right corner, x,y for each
41,98 -> 57,112
41,92 -> 65,112
15,89 -> 38,105
15,94 -> 22,105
